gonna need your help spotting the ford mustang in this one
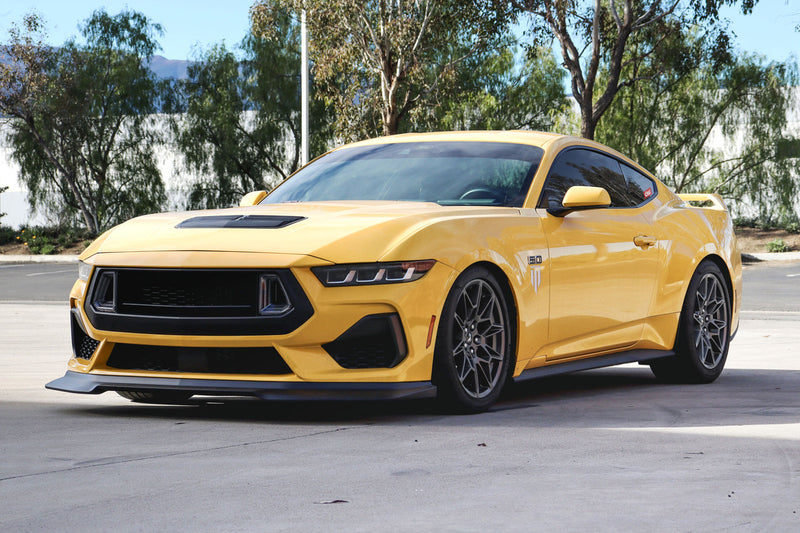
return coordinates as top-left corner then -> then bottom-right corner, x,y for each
47,131 -> 741,412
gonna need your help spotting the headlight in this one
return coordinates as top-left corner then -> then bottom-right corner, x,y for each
77,260 -> 93,281
313,260 -> 435,287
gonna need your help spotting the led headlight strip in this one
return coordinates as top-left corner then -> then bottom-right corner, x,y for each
313,260 -> 435,287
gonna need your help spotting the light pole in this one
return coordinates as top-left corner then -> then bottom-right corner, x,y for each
300,9 -> 309,167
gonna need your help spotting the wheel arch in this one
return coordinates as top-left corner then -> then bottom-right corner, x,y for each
459,260 -> 520,375
670,253 -> 734,350
701,253 -> 734,309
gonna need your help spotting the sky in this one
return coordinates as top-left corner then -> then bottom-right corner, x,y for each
0,1 -> 798,62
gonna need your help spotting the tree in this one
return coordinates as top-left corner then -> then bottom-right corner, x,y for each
431,44 -> 569,132
514,0 -> 759,140
170,10 -> 332,209
1,11 -> 167,234
596,29 -> 800,224
251,0 -> 510,140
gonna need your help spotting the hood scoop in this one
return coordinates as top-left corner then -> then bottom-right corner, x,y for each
176,214 -> 306,229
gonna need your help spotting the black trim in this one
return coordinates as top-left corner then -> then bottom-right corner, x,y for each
323,313 -> 408,369
537,146 -> 658,211
45,371 -> 437,401
106,344 -> 292,375
176,215 -> 305,229
513,348 -> 674,382
84,268 -> 313,336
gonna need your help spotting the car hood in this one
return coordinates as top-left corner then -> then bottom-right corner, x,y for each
82,201 -> 509,264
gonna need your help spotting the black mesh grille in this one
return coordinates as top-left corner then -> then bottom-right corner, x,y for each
106,344 -> 292,375
323,314 -> 407,369
84,268 -> 313,336
71,311 -> 99,359
116,269 -> 258,317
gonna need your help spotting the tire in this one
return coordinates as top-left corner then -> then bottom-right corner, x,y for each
650,261 -> 731,383
433,266 -> 514,413
116,391 -> 193,404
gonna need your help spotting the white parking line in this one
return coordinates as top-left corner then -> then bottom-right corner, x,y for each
25,269 -> 76,277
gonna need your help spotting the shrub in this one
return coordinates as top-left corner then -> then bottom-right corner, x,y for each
0,225 -> 17,245
766,238 -> 790,253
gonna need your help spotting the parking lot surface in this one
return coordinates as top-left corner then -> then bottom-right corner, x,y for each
1,262 -> 799,531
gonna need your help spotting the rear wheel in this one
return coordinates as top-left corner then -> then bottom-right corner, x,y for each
650,261 -> 730,383
433,267 -> 514,412
116,391 -> 193,404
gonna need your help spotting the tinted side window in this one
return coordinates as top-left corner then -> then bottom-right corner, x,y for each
621,164 -> 657,206
538,149 -> 628,208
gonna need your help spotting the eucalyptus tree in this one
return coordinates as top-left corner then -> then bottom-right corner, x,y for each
251,0 -> 511,140
0,11 -> 166,234
596,29 -> 800,224
171,9 -> 332,209
431,45 -> 569,132
514,0 -> 759,140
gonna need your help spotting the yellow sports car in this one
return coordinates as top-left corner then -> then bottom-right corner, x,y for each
47,131 -> 741,412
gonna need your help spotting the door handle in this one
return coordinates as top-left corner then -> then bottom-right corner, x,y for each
634,235 -> 657,248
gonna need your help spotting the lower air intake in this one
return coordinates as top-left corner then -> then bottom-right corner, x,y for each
72,311 -> 99,360
106,344 -> 292,375
323,313 -> 408,369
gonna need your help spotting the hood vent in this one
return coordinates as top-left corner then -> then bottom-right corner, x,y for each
176,214 -> 305,229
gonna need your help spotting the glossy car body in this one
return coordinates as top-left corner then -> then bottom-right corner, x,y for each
47,131 -> 742,411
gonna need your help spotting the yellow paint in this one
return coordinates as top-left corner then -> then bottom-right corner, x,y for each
65,131 -> 741,386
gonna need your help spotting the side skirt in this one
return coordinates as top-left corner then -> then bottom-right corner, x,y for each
513,348 -> 674,383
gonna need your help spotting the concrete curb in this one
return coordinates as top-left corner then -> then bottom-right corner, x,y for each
742,252 -> 800,262
0,254 -> 79,263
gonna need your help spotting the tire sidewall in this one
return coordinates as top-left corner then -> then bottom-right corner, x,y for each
433,266 -> 514,412
676,261 -> 731,382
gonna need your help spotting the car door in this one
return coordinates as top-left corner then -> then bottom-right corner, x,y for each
537,148 -> 660,360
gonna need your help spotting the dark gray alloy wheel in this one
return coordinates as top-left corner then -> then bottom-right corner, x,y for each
434,266 -> 514,412
650,261 -> 731,383
117,391 -> 193,404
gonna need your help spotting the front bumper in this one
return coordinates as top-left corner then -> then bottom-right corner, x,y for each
46,371 -> 437,401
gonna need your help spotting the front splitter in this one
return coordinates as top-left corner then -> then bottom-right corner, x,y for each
46,371 -> 437,401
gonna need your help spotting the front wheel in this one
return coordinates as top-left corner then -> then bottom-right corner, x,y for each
650,261 -> 731,383
433,267 -> 514,412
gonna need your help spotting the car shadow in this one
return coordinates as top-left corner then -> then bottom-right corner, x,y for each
62,366 -> 800,430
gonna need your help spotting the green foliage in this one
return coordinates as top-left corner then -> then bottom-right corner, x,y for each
766,238 -> 790,253
428,45 -> 569,132
170,12 -> 333,209
0,11 -> 166,235
252,0 -> 512,139
596,27 -> 800,224
10,225 -> 92,254
518,0 -> 760,139
0,224 -> 16,245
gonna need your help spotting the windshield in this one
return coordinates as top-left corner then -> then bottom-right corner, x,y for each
262,141 -> 544,207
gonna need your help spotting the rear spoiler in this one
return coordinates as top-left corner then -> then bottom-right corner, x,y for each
677,193 -> 727,211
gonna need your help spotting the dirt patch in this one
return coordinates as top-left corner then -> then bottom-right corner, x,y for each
734,227 -> 800,254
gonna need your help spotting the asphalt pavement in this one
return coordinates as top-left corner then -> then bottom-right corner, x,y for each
1,260 -> 799,531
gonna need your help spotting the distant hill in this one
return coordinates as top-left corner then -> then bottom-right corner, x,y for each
1,49 -> 191,80
148,55 -> 191,80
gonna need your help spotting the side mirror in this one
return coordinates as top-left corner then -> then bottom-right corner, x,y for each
547,186 -> 611,217
239,190 -> 267,207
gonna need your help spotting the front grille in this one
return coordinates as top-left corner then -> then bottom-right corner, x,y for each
84,268 -> 313,336
71,310 -> 99,359
106,344 -> 292,375
117,269 -> 259,317
323,314 -> 407,369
